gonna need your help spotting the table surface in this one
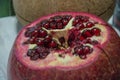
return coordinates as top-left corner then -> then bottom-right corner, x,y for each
0,16 -> 119,80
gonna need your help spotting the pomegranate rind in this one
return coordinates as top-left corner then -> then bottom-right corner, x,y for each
8,12 -> 120,80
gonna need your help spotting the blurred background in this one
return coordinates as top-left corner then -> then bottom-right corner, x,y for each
0,0 -> 17,80
0,0 -> 15,17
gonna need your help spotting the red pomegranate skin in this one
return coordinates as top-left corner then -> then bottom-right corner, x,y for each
7,12 -> 120,80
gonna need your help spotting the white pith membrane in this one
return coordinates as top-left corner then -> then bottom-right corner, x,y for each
16,13 -> 108,70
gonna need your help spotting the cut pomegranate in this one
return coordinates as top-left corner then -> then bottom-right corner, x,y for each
8,12 -> 120,80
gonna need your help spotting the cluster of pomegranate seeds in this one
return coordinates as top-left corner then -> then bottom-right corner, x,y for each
72,15 -> 95,30
73,45 -> 93,59
39,15 -> 72,29
24,14 -> 102,60
27,47 -> 50,60
24,28 -> 58,60
76,28 -> 101,42
82,39 -> 98,45
67,28 -> 100,58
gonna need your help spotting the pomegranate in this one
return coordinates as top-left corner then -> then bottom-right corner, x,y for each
12,0 -> 115,25
8,12 -> 120,80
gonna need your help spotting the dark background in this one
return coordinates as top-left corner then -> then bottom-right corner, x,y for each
0,0 -> 15,17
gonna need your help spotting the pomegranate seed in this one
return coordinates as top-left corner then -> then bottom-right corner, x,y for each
75,41 -> 83,46
83,39 -> 92,44
44,35 -> 52,43
68,33 -> 75,41
78,35 -> 85,41
80,16 -> 89,22
75,16 -> 81,19
35,38 -> 44,46
44,23 -> 50,29
73,18 -> 80,26
40,20 -> 50,29
91,28 -> 101,36
77,48 -> 84,55
74,46 -> 84,55
30,53 -> 40,60
83,46 -> 91,54
50,22 -> 57,29
49,40 -> 58,48
86,22 -> 94,28
36,25 -> 42,30
34,46 -> 49,59
62,19 -> 69,26
75,23 -> 84,29
82,30 -> 93,38
26,37 -> 36,44
27,49 -> 36,57
31,30 -> 38,37
84,18 -> 89,22
74,45 -> 82,52
68,33 -> 75,46
38,29 -> 47,38
39,52 -> 49,59
63,15 -> 72,20
54,16 -> 62,22
25,27 -> 35,37
59,37 -> 65,45
73,29 -> 80,36
36,46 -> 49,53
40,20 -> 47,26
49,17 -> 55,22
57,22 -> 64,29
